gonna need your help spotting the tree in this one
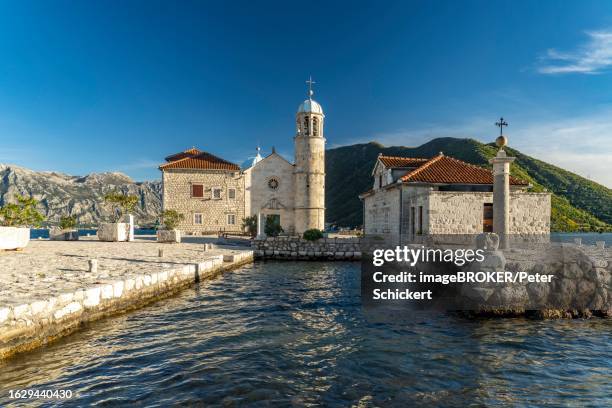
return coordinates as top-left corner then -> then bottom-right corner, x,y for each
242,215 -> 257,238
59,215 -> 77,230
104,192 -> 139,223
0,195 -> 45,227
161,210 -> 184,230
264,215 -> 283,237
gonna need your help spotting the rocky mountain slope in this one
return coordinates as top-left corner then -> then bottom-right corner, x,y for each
0,164 -> 161,226
326,138 -> 612,232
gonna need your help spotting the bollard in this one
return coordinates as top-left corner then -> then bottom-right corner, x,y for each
596,241 -> 605,250
158,248 -> 164,257
88,259 -> 98,273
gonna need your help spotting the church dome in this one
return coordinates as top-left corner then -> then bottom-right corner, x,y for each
297,99 -> 323,115
241,147 -> 263,170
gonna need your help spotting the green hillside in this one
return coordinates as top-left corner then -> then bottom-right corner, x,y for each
325,138 -> 611,232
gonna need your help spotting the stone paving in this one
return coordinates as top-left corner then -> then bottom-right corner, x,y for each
0,236 -> 248,307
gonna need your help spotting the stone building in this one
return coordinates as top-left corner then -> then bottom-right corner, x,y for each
359,152 -> 551,245
159,83 -> 326,235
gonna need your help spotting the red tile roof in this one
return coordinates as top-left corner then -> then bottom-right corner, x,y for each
378,155 -> 429,168
160,148 -> 240,171
397,154 -> 527,185
164,148 -> 202,162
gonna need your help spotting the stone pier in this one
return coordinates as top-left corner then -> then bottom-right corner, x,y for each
0,237 -> 253,359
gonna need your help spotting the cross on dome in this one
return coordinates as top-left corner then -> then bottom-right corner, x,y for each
306,76 -> 316,99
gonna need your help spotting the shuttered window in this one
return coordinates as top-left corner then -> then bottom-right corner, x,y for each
192,184 -> 204,198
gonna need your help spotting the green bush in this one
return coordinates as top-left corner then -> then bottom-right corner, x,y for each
242,215 -> 257,238
0,195 -> 45,227
59,215 -> 77,230
264,215 -> 283,237
161,210 -> 184,230
104,191 -> 139,222
303,229 -> 324,241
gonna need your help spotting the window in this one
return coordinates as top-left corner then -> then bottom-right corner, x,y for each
194,213 -> 203,225
212,188 -> 222,199
268,178 -> 279,190
227,214 -> 236,225
228,188 -> 236,200
410,206 -> 415,236
483,203 -> 493,232
379,175 -> 383,188
313,117 -> 319,136
417,206 -> 423,235
383,208 -> 390,233
192,184 -> 204,198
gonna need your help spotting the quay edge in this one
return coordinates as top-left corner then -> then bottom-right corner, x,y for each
0,250 -> 254,360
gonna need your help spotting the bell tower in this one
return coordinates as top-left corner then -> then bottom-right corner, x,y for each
294,77 -> 325,234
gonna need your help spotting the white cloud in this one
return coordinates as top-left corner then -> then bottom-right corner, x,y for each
116,159 -> 162,171
538,30 -> 612,74
510,112 -> 612,187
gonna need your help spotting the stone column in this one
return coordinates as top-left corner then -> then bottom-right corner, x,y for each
256,212 -> 266,240
127,214 -> 135,242
489,149 -> 515,250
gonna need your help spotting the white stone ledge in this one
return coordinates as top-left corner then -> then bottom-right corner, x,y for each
0,249 -> 254,359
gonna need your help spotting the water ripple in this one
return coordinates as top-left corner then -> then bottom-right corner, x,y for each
0,261 -> 610,407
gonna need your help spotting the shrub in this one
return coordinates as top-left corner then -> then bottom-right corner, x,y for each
303,228 -> 324,241
59,215 -> 77,230
0,195 -> 45,227
161,210 -> 184,230
242,215 -> 257,238
104,191 -> 139,223
264,215 -> 283,237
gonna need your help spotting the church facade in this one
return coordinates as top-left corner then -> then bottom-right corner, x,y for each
159,87 -> 326,235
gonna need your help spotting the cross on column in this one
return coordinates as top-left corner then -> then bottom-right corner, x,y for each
495,117 -> 508,136
306,76 -> 316,98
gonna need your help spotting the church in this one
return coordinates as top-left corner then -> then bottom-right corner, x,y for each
159,81 -> 326,235
359,149 -> 551,246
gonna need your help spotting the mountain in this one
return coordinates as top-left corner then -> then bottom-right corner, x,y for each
0,164 -> 161,226
325,138 -> 612,232
2,138 -> 610,232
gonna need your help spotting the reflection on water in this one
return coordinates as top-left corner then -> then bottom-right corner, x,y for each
0,262 -> 610,407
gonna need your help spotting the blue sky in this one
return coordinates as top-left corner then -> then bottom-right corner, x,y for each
0,0 -> 611,186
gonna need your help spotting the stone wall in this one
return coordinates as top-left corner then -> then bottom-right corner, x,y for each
363,185 -> 403,245
427,191 -> 550,236
400,186 -> 431,244
162,168 -> 245,234
252,236 -> 362,260
363,188 -> 550,246
459,243 -> 611,318
0,250 -> 254,359
509,192 -> 551,236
